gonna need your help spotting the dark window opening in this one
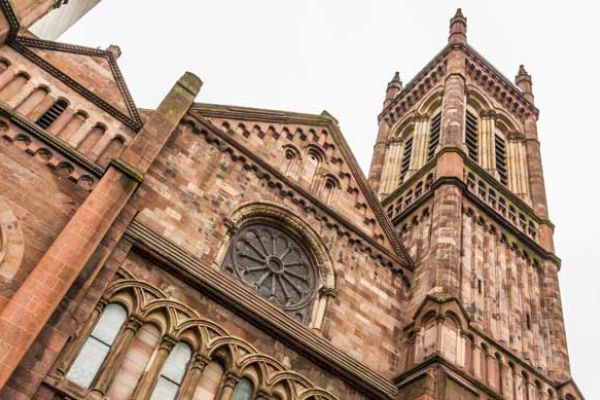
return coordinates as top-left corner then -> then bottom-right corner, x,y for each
465,111 -> 479,162
399,136 -> 413,183
495,133 -> 508,185
35,99 -> 68,129
427,113 -> 441,161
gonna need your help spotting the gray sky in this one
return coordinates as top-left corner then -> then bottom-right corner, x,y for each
61,1 -> 598,396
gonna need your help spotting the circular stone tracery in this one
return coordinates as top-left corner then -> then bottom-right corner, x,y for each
223,223 -> 317,322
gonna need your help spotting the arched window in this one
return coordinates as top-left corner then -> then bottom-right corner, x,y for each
465,111 -> 479,162
35,98 -> 68,129
279,146 -> 300,178
150,342 -> 192,400
301,146 -> 323,188
66,303 -> 127,388
231,378 -> 254,400
221,222 -> 318,324
427,112 -> 441,161
399,136 -> 413,184
494,132 -> 508,185
323,177 -> 338,205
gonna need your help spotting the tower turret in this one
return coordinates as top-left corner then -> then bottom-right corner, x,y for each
383,71 -> 402,108
516,64 -> 535,103
449,8 -> 467,44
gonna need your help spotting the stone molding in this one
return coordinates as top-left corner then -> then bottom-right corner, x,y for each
0,105 -> 103,189
380,43 -> 539,127
182,114 -> 412,279
123,218 -> 399,399
189,105 -> 414,269
393,355 -> 503,400
8,36 -> 143,131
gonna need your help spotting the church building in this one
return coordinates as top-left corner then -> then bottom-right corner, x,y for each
0,2 -> 584,399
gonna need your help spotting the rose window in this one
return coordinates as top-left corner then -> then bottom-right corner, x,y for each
222,223 -> 317,323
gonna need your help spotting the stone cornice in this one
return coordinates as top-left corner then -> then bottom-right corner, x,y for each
388,174 -> 561,267
379,42 -> 539,124
0,0 -> 19,42
0,102 -> 103,177
190,104 -> 413,268
185,112 -> 413,274
393,355 -> 503,400
9,36 -> 142,131
464,44 -> 539,118
124,219 -> 399,400
379,48 -> 449,124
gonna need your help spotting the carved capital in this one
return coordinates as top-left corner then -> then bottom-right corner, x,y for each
95,298 -> 109,313
507,131 -> 525,141
414,112 -> 430,122
159,335 -> 177,352
124,315 -> 143,332
480,109 -> 497,119
223,217 -> 239,235
190,353 -> 210,370
319,286 -> 338,298
255,389 -> 274,400
222,372 -> 240,389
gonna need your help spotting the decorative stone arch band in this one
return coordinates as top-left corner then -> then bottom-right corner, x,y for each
53,275 -> 339,400
215,201 -> 336,331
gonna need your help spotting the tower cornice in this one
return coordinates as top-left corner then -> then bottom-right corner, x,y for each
379,43 -> 539,128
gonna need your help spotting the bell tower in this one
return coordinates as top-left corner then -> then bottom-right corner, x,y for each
370,9 -> 583,400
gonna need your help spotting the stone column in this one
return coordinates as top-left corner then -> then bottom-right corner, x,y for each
472,342 -> 482,380
378,140 -> 393,196
88,315 -> 143,400
310,287 -> 336,332
132,335 -> 177,399
218,373 -> 239,400
381,138 -> 403,195
55,300 -> 107,378
0,72 -> 202,389
369,117 -> 392,193
178,353 -> 210,400
479,110 -> 497,173
410,113 -> 430,171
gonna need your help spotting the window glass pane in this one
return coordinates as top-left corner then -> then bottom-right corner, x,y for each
161,342 -> 192,383
91,303 -> 127,344
66,337 -> 109,388
231,378 -> 254,400
66,303 -> 128,388
150,377 -> 179,400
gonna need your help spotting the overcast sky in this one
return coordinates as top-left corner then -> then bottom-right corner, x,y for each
61,1 -> 598,396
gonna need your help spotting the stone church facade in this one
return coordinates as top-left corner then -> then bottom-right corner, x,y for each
0,2 -> 584,400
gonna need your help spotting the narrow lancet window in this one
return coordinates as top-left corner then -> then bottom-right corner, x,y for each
399,136 -> 413,184
427,113 -> 441,161
465,111 -> 479,162
495,133 -> 508,185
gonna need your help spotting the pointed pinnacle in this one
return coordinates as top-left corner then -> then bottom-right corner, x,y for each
454,8 -> 464,18
391,71 -> 401,84
517,64 -> 529,76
